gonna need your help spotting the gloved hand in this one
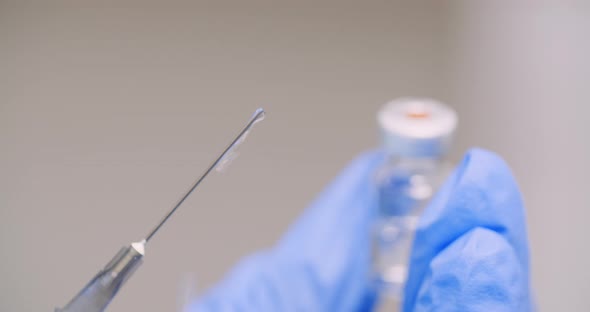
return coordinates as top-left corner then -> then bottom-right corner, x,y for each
186,148 -> 533,311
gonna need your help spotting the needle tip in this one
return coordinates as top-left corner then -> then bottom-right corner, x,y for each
252,108 -> 266,124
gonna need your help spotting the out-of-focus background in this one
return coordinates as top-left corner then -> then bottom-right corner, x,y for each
1,1 -> 588,311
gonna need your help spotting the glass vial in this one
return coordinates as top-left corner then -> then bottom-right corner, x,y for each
372,98 -> 457,311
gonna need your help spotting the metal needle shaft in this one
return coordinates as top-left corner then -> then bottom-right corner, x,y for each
144,108 -> 266,243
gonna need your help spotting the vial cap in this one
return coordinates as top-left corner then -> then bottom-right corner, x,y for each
377,98 -> 458,158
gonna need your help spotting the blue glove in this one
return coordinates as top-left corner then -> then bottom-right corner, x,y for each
186,148 -> 533,311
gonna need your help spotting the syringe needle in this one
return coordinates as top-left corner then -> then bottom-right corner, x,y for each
143,108 -> 266,243
57,109 -> 266,312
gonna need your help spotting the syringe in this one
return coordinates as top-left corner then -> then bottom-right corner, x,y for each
57,108 -> 266,312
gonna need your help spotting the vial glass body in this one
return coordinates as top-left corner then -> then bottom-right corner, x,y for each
372,155 -> 451,310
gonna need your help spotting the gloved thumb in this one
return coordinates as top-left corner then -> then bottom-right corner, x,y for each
414,227 -> 528,312
404,148 -> 533,311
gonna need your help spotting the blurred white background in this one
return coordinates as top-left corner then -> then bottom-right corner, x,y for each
1,1 -> 588,311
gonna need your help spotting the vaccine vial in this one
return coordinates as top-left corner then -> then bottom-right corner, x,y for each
372,98 -> 457,311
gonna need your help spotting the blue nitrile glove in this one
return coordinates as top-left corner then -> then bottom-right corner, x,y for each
186,148 -> 533,311
405,149 -> 533,312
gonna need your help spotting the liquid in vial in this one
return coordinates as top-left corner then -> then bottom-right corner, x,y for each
372,98 -> 457,311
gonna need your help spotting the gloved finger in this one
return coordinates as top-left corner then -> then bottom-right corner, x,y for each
404,148 -> 533,311
188,151 -> 384,312
414,227 -> 528,312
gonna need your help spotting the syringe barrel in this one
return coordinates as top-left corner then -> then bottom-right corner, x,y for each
57,244 -> 143,312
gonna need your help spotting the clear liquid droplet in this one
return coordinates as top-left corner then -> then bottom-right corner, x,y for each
252,108 -> 266,124
215,108 -> 265,172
